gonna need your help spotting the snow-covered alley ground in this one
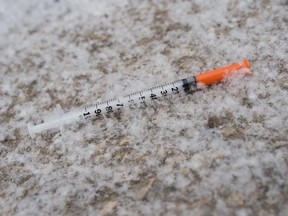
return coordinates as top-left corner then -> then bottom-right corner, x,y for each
0,0 -> 287,215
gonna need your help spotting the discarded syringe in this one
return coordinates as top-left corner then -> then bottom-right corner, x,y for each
28,60 -> 251,137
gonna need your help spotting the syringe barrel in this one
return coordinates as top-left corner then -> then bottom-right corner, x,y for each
28,60 -> 251,137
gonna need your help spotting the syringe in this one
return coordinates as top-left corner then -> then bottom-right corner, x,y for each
28,60 -> 251,137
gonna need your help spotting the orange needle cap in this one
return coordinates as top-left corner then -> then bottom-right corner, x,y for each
195,59 -> 251,86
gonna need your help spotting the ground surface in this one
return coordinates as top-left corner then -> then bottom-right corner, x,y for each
0,0 -> 287,215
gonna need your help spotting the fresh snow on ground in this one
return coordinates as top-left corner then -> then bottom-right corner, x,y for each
0,0 -> 287,215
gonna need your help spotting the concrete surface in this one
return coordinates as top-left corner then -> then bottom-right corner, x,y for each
0,0 -> 287,215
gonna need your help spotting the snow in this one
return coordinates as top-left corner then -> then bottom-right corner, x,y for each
0,0 -> 288,215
